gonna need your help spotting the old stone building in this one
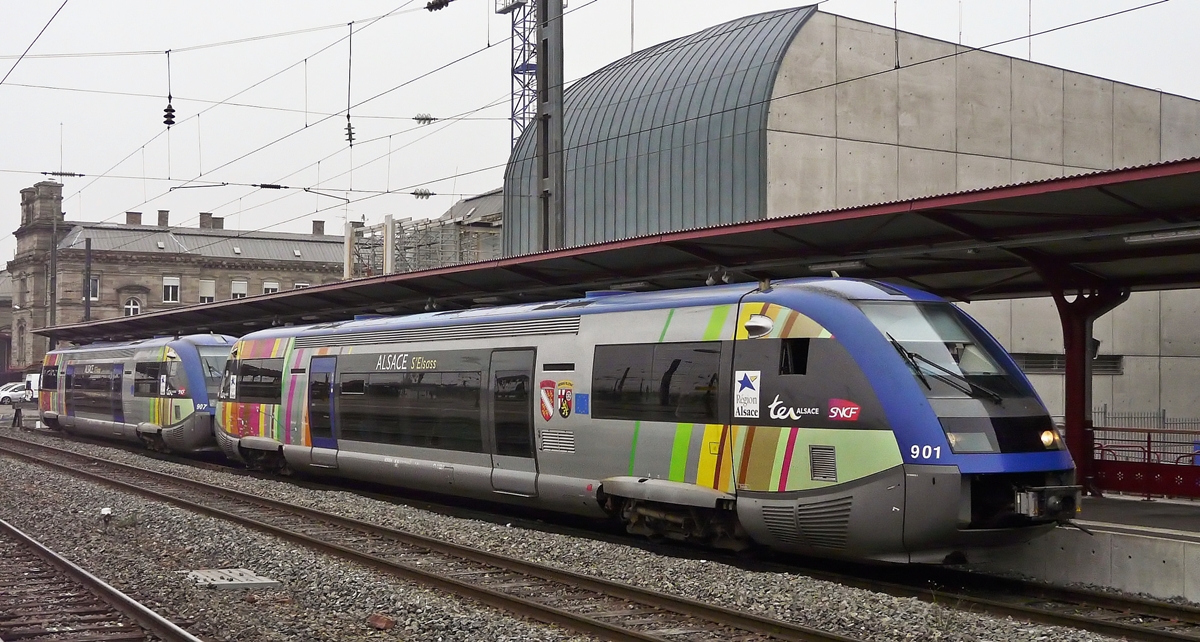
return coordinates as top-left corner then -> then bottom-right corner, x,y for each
7,181 -> 344,370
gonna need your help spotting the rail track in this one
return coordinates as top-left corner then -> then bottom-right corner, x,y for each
10,430 -> 1200,642
0,514 -> 202,642
0,435 -> 861,642
816,562 -> 1200,642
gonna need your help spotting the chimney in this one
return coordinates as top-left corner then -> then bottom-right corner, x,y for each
199,212 -> 213,229
212,216 -> 224,230
125,211 -> 142,225
312,220 -> 325,235
157,210 -> 169,227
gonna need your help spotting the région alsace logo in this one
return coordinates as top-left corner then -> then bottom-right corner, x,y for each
828,398 -> 861,421
733,370 -> 760,419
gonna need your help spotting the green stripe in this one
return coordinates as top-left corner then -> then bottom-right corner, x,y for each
657,309 -> 676,343
627,421 -> 641,475
669,423 -> 694,482
703,305 -> 732,341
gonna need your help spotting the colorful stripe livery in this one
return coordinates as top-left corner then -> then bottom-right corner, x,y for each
219,337 -> 336,447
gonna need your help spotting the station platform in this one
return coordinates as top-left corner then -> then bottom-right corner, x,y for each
1078,495 -> 1200,542
973,494 -> 1200,602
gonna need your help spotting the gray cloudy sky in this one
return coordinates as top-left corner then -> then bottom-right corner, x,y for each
0,0 -> 1194,261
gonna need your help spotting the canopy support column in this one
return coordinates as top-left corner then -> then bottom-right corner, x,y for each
1046,284 -> 1128,495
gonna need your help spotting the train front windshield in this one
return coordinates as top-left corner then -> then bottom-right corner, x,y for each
858,302 -> 1027,401
198,347 -> 229,400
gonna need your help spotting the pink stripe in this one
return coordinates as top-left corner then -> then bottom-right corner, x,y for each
284,358 -> 301,444
777,427 -> 800,491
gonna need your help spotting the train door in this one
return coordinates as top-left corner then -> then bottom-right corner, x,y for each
64,364 -> 77,418
307,356 -> 339,469
110,364 -> 125,426
487,349 -> 538,496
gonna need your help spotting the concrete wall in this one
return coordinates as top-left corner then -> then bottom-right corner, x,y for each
765,12 -> 1200,217
767,12 -> 1200,421
960,292 -> 1200,419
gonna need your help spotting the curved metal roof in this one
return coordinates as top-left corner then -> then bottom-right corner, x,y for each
503,6 -> 815,255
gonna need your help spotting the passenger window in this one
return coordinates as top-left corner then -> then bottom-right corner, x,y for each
133,362 -> 161,397
592,342 -> 721,423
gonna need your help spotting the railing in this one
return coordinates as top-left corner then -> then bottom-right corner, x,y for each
1091,420 -> 1200,499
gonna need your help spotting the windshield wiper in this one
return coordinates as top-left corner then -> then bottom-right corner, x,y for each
887,333 -> 1002,404
905,349 -> 1004,405
887,333 -> 931,390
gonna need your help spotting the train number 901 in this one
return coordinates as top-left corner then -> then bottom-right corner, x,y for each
910,444 -> 942,460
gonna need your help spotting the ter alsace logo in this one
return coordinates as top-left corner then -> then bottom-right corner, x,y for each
828,399 -> 861,421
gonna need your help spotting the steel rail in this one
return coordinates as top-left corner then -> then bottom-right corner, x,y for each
781,558 -> 1200,642
0,516 -> 203,642
0,436 -> 861,642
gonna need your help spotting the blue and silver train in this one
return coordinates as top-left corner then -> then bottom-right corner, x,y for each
208,278 -> 1079,563
39,334 -> 235,454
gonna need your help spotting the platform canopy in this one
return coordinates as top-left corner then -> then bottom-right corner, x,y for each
40,157 -> 1200,344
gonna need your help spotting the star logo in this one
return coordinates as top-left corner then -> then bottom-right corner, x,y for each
738,373 -> 757,392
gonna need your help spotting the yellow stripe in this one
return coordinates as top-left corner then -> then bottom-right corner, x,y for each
695,424 -> 723,487
734,302 -> 766,339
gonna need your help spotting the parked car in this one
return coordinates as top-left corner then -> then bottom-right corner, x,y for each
0,382 -> 26,404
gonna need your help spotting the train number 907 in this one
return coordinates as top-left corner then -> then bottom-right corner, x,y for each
910,445 -> 942,460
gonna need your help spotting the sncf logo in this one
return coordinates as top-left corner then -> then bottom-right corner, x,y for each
828,399 -> 861,421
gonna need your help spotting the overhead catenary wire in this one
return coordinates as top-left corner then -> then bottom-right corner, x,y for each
0,0 -> 69,87
92,0 -> 602,233
65,1 -> 419,217
28,0 -> 1174,258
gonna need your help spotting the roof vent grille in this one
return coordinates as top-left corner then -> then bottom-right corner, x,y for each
233,246 -> 242,254
293,249 -> 301,257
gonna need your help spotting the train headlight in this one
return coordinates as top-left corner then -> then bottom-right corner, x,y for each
1040,430 -> 1056,448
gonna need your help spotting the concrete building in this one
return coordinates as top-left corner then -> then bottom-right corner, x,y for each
503,7 -> 1200,420
0,271 -> 11,375
7,181 -> 344,370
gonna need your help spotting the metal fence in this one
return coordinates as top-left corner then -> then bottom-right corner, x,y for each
1091,405 -> 1200,498
1092,406 -> 1200,465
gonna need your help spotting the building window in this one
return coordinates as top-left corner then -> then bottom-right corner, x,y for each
124,298 -> 141,316
163,276 -> 180,303
199,279 -> 215,304
293,282 -> 310,289
263,281 -> 279,294
231,280 -> 248,299
87,276 -> 99,301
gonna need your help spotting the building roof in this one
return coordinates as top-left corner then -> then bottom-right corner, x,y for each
438,188 -> 502,225
56,223 -> 344,263
39,156 -> 1200,343
504,6 -> 814,254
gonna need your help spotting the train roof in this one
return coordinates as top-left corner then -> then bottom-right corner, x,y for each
236,278 -> 945,343
48,333 -> 236,355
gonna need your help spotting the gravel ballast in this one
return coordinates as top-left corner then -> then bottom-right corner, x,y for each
0,425 -> 1117,642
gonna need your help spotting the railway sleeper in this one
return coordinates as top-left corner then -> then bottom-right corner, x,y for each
616,498 -> 750,551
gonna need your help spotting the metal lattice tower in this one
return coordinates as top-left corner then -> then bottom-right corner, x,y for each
497,0 -> 537,148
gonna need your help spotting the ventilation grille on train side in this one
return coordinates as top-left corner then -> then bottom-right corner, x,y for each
539,430 -> 576,453
294,317 -> 581,348
809,445 -> 837,482
760,505 -> 801,544
796,497 -> 852,549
